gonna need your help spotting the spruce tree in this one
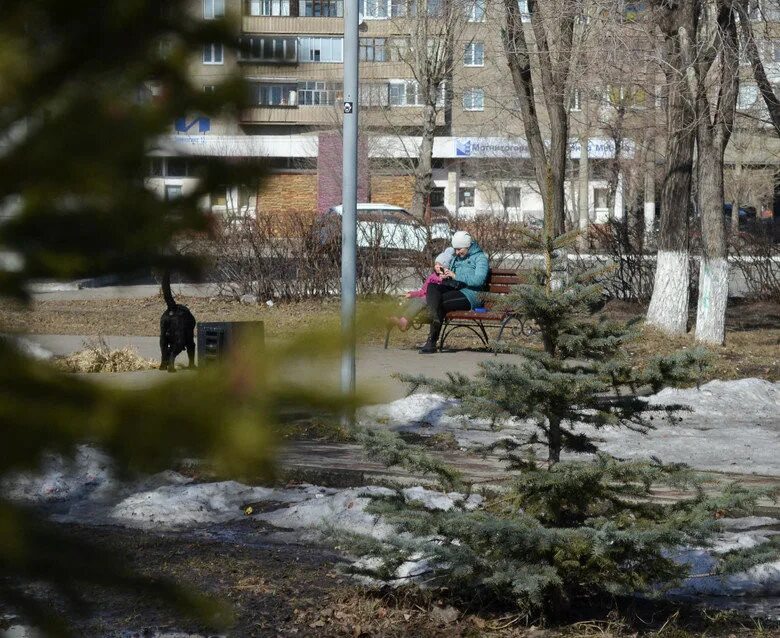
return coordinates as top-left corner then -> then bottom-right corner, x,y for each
353,229 -> 763,618
0,2 -> 351,634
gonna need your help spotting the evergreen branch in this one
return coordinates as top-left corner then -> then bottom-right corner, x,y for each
352,427 -> 462,490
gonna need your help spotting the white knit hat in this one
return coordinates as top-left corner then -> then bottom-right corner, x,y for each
451,230 -> 472,249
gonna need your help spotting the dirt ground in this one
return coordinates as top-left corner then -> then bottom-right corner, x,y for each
1,296 -> 778,381
5,521 -> 777,638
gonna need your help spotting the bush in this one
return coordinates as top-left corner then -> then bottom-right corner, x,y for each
209,212 -> 444,301
729,231 -> 780,302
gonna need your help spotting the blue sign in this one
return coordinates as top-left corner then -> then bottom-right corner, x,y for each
455,139 -> 472,156
175,116 -> 211,134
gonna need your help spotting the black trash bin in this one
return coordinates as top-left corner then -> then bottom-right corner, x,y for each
197,321 -> 264,366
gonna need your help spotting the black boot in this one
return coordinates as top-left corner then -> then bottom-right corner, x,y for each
419,321 -> 441,354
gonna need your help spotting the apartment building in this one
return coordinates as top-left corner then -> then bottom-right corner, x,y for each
146,0 -> 780,225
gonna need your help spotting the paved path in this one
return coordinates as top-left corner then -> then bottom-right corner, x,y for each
27,334 -> 519,401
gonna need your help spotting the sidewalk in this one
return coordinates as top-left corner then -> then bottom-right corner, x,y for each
27,334 -> 519,401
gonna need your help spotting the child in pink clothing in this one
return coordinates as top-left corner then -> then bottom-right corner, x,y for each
389,247 -> 455,331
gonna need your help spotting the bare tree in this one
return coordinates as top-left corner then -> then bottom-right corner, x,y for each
734,0 -> 780,136
378,0 -> 475,219
681,0 -> 739,345
646,0 -> 699,336
502,0 -> 580,236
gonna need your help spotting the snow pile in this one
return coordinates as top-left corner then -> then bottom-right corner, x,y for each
674,517 -> 780,597
649,378 -> 780,420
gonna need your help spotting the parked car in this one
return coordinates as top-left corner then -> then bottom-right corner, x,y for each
315,203 -> 451,254
724,203 -> 758,226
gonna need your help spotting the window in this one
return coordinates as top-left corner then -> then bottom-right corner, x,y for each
239,36 -> 297,62
204,85 -> 216,93
248,0 -> 291,15
298,37 -> 343,63
250,82 -> 298,106
360,0 -> 389,18
298,81 -> 342,105
518,0 -> 530,20
464,42 -> 484,66
390,0 -> 410,16
737,84 -> 758,110
458,187 -> 475,208
166,158 -> 189,177
466,0 -> 485,21
359,82 -> 390,107
149,158 -> 164,177
387,38 -> 410,62
149,158 -> 191,177
204,0 -> 225,18
429,187 -> 445,208
360,38 -> 386,61
568,88 -> 581,111
203,43 -> 224,64
504,187 -> 522,209
462,88 -> 484,111
607,85 -> 646,109
389,80 -> 422,106
594,187 -> 609,210
300,0 -> 343,15
165,185 -> 183,201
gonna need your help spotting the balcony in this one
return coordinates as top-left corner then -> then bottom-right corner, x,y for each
238,36 -> 298,64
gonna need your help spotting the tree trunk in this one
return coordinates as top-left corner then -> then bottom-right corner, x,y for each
547,415 -> 562,465
645,78 -> 694,335
644,137 -> 656,243
695,150 -> 729,344
503,0 -> 573,237
731,163 -> 742,234
578,133 -> 590,250
410,102 -> 438,219
646,3 -> 697,335
693,0 -> 737,346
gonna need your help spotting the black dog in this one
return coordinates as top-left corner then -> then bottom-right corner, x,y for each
159,271 -> 196,372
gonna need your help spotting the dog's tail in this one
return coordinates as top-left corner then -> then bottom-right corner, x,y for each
161,270 -> 176,310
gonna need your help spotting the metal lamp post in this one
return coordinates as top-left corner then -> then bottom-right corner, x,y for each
341,0 -> 359,407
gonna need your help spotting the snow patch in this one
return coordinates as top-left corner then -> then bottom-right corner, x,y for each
401,486 -> 483,512
649,378 -> 780,420
110,481 -> 276,529
256,486 -> 396,540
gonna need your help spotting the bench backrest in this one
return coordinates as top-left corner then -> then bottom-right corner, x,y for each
485,268 -> 524,294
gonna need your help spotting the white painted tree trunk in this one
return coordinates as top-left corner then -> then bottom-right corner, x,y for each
695,257 -> 729,345
646,251 -> 689,335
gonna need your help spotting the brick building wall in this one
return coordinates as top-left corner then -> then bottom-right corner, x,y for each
257,173 -> 318,212
317,132 -> 370,212
370,175 -> 415,209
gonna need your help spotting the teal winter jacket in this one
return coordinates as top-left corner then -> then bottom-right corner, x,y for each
452,241 -> 489,308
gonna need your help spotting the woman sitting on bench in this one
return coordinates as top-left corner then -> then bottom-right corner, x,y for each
419,230 -> 488,354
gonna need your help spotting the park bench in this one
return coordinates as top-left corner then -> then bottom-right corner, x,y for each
384,268 -> 530,350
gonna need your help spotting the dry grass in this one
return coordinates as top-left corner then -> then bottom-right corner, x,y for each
1,295 -> 778,381
52,337 -> 157,373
